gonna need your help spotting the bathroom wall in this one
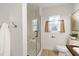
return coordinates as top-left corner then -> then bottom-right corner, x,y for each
73,4 -> 79,12
9,4 -> 23,56
0,4 -> 23,56
0,4 -> 9,25
40,4 -> 74,50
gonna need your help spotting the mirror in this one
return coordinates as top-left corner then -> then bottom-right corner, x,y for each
71,10 -> 79,32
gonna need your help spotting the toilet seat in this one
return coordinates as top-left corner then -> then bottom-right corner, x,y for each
56,45 -> 69,56
56,45 -> 68,52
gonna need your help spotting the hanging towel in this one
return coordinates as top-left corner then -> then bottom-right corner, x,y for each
0,23 -> 10,56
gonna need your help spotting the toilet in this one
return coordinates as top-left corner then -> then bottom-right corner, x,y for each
56,45 -> 69,56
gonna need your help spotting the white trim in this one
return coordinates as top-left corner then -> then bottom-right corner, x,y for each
22,3 -> 27,56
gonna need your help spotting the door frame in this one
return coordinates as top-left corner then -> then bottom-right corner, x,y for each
22,3 -> 27,56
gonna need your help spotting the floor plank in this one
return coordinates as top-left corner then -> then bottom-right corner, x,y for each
41,49 -> 58,56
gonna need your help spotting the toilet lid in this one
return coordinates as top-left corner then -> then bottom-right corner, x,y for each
56,45 -> 68,52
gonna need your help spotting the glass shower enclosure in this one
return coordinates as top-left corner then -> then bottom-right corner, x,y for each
27,4 -> 41,56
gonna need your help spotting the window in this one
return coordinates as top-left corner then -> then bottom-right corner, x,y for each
32,19 -> 38,31
48,16 -> 60,32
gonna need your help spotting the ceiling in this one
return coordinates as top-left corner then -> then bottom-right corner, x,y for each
29,3 -> 75,8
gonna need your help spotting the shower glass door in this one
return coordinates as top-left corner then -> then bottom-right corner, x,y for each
27,4 -> 41,56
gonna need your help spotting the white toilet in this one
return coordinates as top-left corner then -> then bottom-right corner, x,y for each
56,45 -> 69,56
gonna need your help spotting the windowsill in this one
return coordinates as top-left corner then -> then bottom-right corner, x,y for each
45,31 -> 65,33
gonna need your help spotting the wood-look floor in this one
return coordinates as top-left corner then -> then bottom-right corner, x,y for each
41,49 -> 58,56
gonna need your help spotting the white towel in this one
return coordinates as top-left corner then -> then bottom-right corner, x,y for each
0,23 -> 10,56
